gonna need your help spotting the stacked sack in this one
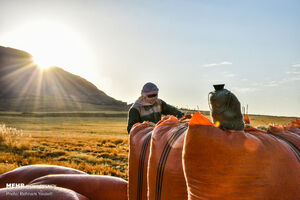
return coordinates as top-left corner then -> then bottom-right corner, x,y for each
129,116 -> 189,200
0,186 -> 89,200
183,112 -> 300,200
29,174 -> 128,200
129,113 -> 300,200
0,165 -> 87,188
0,164 -> 128,200
128,121 -> 155,200
147,116 -> 188,200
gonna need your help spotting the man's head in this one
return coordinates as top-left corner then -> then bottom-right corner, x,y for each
141,82 -> 159,105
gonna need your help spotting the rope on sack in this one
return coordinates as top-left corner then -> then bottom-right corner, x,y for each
137,133 -> 152,200
154,126 -> 187,200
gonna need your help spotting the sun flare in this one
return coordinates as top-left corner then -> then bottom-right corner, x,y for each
33,55 -> 53,70
1,20 -> 98,76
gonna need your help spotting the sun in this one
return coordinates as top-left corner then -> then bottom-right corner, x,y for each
1,19 -> 98,75
33,55 -> 53,70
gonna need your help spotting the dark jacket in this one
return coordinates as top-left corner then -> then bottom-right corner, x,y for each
127,99 -> 184,133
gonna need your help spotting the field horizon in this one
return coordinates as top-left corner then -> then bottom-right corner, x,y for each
0,109 -> 299,118
0,111 -> 298,180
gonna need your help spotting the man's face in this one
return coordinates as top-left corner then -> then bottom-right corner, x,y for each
146,92 -> 158,105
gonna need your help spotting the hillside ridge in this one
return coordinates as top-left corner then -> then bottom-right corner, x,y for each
0,46 -> 127,111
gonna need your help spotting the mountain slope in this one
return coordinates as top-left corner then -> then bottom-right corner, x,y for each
0,46 -> 127,111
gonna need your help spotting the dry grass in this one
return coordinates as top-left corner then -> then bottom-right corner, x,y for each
0,113 -> 297,180
247,115 -> 296,128
0,117 -> 128,179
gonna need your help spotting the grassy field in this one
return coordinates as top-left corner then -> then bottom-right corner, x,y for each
0,112 -> 298,180
0,116 -> 129,179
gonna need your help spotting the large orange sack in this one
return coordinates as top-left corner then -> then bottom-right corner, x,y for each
268,125 -> 300,150
29,174 -> 127,200
129,121 -> 154,200
0,165 -> 86,188
183,113 -> 300,200
0,186 -> 88,200
148,116 -> 188,200
268,119 -> 300,136
290,119 -> 300,128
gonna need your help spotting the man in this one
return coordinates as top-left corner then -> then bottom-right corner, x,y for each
127,82 -> 184,133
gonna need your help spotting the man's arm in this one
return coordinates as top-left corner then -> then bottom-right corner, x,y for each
161,100 -> 184,118
127,107 -> 141,134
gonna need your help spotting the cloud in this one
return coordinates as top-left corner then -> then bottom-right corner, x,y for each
286,71 -> 300,75
292,64 -> 300,67
280,76 -> 300,83
226,73 -> 236,77
203,63 -> 217,67
265,81 -> 278,87
262,77 -> 300,88
232,74 -> 300,95
203,61 -> 232,67
222,71 -> 236,77
220,61 -> 232,65
232,87 -> 261,93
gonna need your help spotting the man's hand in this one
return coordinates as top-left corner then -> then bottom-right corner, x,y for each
179,114 -> 192,122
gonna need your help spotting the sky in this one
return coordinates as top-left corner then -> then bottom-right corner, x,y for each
0,0 -> 299,117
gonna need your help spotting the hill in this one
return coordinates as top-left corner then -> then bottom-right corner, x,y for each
0,46 -> 127,111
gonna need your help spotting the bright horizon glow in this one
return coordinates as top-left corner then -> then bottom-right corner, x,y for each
0,1 -> 299,117
33,56 -> 52,70
1,20 -> 99,78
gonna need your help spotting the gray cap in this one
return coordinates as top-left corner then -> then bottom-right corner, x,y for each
141,82 -> 159,95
